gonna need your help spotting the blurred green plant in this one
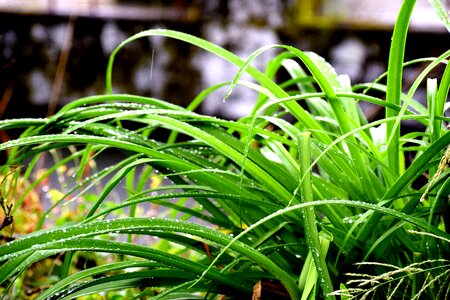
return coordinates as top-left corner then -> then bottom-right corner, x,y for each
0,0 -> 449,299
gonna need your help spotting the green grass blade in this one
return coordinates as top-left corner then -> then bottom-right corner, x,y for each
428,0 -> 450,32
37,261 -> 160,300
0,218 -> 299,298
433,60 -> 450,142
299,132 -> 334,299
357,131 -> 450,244
385,0 -> 416,175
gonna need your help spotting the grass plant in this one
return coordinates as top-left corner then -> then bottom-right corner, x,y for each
0,0 -> 449,299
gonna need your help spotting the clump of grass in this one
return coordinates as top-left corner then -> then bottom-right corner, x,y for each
0,0 -> 449,299
330,230 -> 450,300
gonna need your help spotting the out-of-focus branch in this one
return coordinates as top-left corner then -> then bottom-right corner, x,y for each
47,16 -> 75,116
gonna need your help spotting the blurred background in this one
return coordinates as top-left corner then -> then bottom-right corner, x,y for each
0,0 -> 448,122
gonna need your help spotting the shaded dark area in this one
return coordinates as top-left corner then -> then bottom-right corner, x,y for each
0,13 -> 202,119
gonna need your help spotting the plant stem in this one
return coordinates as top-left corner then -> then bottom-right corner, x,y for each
300,132 -> 335,299
385,0 -> 416,175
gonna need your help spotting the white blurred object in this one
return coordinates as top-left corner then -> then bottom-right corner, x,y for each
1,30 -> 16,59
28,69 -> 52,105
100,22 -> 126,55
330,37 -> 367,82
195,23 -> 280,118
229,0 -> 285,28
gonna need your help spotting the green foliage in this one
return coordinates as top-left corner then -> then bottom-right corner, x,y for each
0,1 -> 449,299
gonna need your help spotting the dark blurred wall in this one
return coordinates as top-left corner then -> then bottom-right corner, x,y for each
0,13 -> 202,120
